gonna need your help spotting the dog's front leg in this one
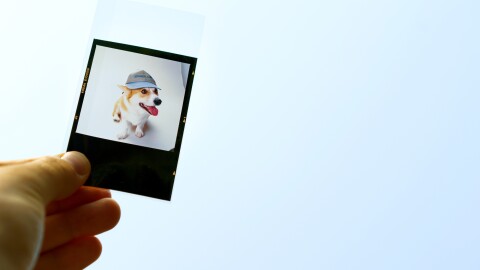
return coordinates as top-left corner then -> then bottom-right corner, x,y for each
135,121 -> 146,138
117,120 -> 131,139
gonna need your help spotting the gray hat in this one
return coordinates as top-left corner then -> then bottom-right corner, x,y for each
125,70 -> 160,90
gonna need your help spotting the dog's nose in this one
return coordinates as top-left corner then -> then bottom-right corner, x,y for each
154,98 -> 162,106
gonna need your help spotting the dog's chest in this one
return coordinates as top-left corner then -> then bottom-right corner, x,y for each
125,110 -> 149,126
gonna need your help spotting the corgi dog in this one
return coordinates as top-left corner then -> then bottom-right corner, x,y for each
113,85 -> 162,139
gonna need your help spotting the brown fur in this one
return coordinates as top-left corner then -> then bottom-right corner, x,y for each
120,97 -> 128,111
126,89 -> 134,100
113,85 -> 130,121
112,102 -> 119,117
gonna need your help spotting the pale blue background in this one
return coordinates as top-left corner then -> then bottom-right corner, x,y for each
0,0 -> 479,269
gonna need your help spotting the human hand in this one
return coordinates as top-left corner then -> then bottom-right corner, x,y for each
0,152 -> 121,270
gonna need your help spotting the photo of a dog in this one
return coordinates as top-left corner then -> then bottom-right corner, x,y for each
112,70 -> 162,139
76,43 -> 189,152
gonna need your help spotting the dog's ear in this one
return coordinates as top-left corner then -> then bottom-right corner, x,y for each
117,85 -> 130,92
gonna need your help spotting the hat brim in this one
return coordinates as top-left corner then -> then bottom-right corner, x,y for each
125,82 -> 160,90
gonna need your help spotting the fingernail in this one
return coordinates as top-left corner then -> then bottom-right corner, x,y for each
61,152 -> 90,176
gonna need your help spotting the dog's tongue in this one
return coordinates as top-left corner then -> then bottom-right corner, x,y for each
146,105 -> 158,116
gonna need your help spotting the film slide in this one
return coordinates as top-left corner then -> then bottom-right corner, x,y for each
67,39 -> 197,200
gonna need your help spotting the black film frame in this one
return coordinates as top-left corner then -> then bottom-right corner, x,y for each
67,39 -> 197,201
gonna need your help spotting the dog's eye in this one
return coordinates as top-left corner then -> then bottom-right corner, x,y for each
141,89 -> 147,94
154,89 -> 158,95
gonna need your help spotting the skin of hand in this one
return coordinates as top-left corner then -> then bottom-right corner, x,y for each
0,151 -> 121,270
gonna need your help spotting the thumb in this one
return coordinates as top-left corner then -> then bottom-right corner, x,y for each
0,151 -> 91,206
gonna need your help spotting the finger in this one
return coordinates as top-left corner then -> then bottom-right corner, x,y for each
42,198 -> 121,253
0,153 -> 63,167
0,151 -> 91,205
46,186 -> 111,216
0,157 -> 35,167
34,236 -> 102,270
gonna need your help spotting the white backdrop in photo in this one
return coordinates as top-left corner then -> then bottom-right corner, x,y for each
76,45 -> 188,151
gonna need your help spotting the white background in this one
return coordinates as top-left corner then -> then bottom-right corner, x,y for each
0,0 -> 480,270
77,45 -> 187,151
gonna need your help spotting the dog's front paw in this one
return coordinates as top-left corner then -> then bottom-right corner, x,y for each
117,131 -> 129,139
135,128 -> 144,138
